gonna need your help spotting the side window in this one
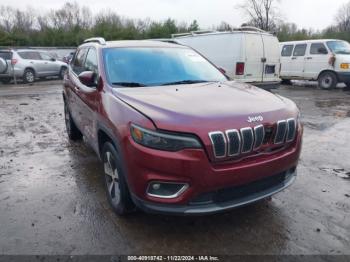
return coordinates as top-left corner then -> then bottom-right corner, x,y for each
293,44 -> 307,57
84,48 -> 98,74
281,45 -> 294,57
40,52 -> 53,61
72,48 -> 88,75
31,52 -> 42,60
310,43 -> 328,55
18,51 -> 41,60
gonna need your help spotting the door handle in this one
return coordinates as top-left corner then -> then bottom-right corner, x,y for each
291,57 -> 297,60
261,57 -> 267,63
305,57 -> 313,60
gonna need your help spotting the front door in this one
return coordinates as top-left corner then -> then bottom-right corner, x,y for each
288,44 -> 307,78
303,42 -> 330,80
73,47 -> 100,145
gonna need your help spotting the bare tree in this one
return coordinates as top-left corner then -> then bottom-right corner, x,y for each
237,0 -> 280,31
336,1 -> 350,32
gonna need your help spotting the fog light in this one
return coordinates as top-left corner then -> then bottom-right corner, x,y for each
152,183 -> 161,190
147,182 -> 189,199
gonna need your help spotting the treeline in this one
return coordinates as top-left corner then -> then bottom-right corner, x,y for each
0,2 -> 200,47
1,2 -> 350,47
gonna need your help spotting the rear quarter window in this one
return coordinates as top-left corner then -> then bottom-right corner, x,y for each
281,45 -> 294,57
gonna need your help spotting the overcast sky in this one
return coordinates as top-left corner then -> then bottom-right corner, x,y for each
1,0 -> 349,30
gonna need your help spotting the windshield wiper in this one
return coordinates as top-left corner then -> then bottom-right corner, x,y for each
161,80 -> 210,86
111,82 -> 148,87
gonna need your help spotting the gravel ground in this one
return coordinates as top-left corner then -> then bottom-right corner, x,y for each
0,81 -> 349,256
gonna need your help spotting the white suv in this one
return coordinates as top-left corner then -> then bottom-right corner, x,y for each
0,49 -> 68,84
280,39 -> 350,89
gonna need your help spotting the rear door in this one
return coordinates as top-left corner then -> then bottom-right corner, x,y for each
280,44 -> 294,78
18,51 -> 45,76
262,35 -> 280,82
244,33 -> 264,82
303,42 -> 330,79
289,44 -> 307,78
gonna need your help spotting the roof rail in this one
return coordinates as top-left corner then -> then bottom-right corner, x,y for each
172,30 -> 217,38
84,37 -> 106,45
235,26 -> 267,33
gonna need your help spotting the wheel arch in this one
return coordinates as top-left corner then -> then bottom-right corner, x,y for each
317,70 -> 339,81
97,124 -> 122,160
24,67 -> 36,74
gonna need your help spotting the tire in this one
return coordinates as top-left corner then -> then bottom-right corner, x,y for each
281,79 -> 292,85
344,82 -> 350,91
64,101 -> 83,141
59,67 -> 67,80
318,72 -> 337,90
23,68 -> 35,84
1,77 -> 11,84
102,142 -> 135,215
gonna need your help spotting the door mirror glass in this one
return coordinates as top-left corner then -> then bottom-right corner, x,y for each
78,71 -> 97,87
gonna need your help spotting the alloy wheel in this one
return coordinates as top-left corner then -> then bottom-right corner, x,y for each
104,151 -> 121,206
25,71 -> 34,83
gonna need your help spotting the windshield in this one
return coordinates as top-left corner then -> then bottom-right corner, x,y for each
103,47 -> 227,87
327,41 -> 350,55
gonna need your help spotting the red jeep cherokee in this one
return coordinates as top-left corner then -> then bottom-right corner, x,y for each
63,37 -> 303,215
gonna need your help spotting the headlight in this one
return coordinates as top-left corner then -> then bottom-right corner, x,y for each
130,124 -> 202,152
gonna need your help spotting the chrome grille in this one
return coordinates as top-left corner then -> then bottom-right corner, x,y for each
286,118 -> 296,142
209,132 -> 226,158
226,130 -> 241,157
241,127 -> 254,154
254,125 -> 265,150
274,120 -> 288,144
209,118 -> 297,160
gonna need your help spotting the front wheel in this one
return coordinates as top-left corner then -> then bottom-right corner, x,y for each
318,72 -> 337,90
344,82 -> 350,91
102,142 -> 135,215
23,69 -> 35,84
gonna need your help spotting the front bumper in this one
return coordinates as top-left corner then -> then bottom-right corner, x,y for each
123,127 -> 302,215
131,168 -> 296,215
337,72 -> 350,83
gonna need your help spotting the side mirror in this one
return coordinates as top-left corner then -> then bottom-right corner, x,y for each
78,71 -> 97,87
318,48 -> 328,54
50,57 -> 56,62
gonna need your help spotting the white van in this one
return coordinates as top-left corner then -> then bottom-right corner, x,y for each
171,27 -> 281,89
280,39 -> 350,89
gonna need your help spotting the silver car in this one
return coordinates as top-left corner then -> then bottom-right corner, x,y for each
0,49 -> 68,84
